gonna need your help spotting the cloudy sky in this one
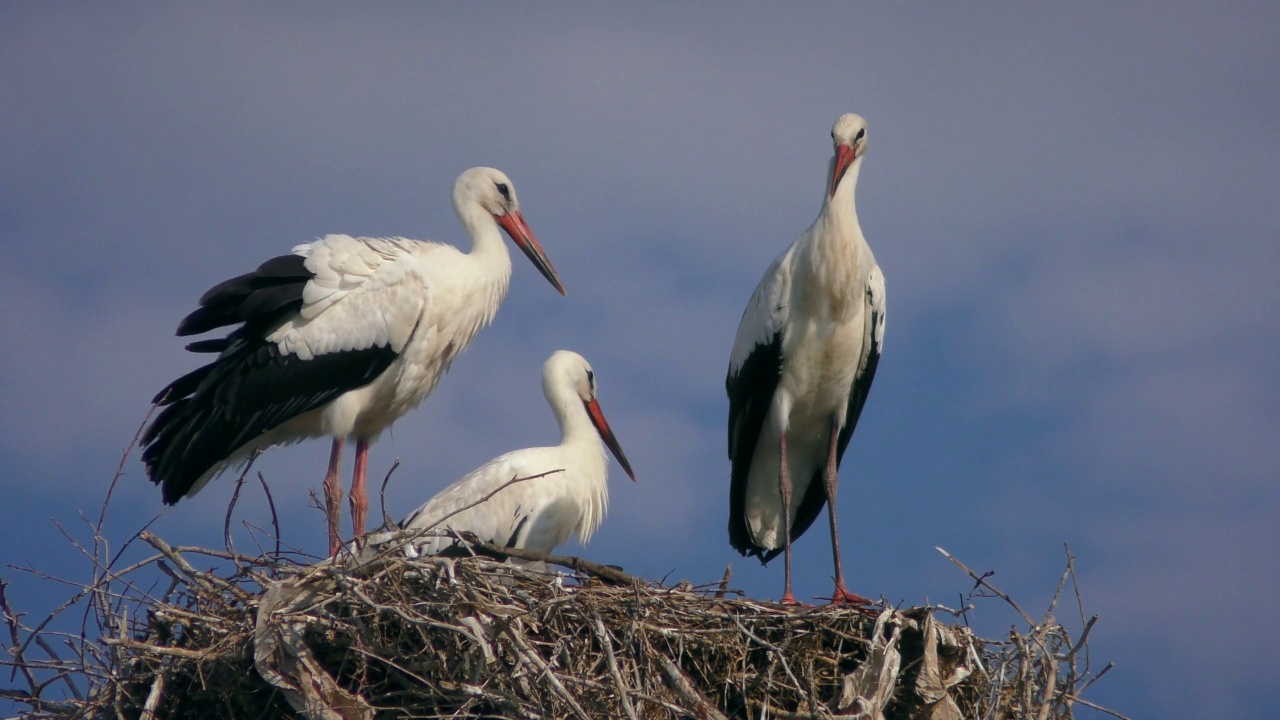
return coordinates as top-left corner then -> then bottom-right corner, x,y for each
3,3 -> 1277,717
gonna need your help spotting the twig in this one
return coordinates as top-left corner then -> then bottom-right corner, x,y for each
936,546 -> 1036,627
1065,615 -> 1098,664
101,638 -> 213,661
1064,542 -> 1091,677
222,452 -> 260,557
335,575 -> 487,640
730,615 -> 805,697
1075,660 -> 1115,696
1,579 -> 36,693
1034,624 -> 1057,720
657,655 -> 730,720
502,623 -> 591,720
257,472 -> 281,559
753,702 -> 863,720
1068,694 -> 1134,720
138,664 -> 168,720
99,412 -> 154,543
1045,544 -> 1076,621
465,539 -> 639,586
592,613 -> 638,720
379,458 -> 401,528
1064,542 -> 1085,622
714,564 -> 732,599
32,636 -> 83,700
137,532 -> 245,598
224,478 -> 245,558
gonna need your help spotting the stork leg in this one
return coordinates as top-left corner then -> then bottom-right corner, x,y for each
823,420 -> 872,605
348,439 -> 371,541
778,431 -> 800,606
323,438 -> 345,557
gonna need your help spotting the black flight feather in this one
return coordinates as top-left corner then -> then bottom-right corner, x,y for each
177,254 -> 311,336
142,253 -> 398,504
726,332 -> 783,558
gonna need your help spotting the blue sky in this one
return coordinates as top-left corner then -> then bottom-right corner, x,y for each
3,3 -> 1277,717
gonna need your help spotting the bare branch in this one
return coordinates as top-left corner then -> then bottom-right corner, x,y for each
379,458 -> 401,528
256,472 -> 281,560
936,546 -> 1036,627
0,579 -> 37,694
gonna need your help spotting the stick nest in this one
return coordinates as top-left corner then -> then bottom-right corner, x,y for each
2,531 -> 1119,720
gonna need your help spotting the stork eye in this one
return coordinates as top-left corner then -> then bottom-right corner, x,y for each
855,128 -> 865,142
586,369 -> 595,389
495,182 -> 511,200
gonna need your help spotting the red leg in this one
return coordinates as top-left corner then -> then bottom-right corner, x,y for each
323,438 -> 345,557
778,432 -> 799,606
348,439 -> 370,541
824,421 -> 872,605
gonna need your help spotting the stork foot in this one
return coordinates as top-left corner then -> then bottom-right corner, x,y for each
822,585 -> 874,606
778,591 -> 813,608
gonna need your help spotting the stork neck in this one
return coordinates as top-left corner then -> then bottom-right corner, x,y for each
445,202 -> 513,332
795,156 -> 866,310
824,156 -> 862,230
551,394 -> 598,447
455,201 -> 511,261
551,389 -> 610,543
808,156 -> 862,258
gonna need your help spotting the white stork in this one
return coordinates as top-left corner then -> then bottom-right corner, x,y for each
726,114 -> 886,605
141,167 -> 566,557
394,350 -> 634,557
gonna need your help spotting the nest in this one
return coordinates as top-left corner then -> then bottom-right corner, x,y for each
1,525 -> 1125,720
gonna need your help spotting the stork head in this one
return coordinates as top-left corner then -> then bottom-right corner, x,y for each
829,113 -> 868,199
544,350 -> 636,482
455,167 -> 566,295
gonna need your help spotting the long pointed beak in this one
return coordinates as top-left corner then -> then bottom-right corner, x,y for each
584,398 -> 635,482
830,144 -> 856,199
496,210 -> 567,296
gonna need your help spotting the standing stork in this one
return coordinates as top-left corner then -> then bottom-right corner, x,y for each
141,167 -> 566,557
395,350 -> 635,557
726,114 -> 886,605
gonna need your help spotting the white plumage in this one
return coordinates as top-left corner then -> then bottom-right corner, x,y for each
726,114 -> 886,604
142,167 -> 565,556
397,350 -> 635,557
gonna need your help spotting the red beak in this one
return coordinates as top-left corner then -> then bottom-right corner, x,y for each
830,144 -> 857,199
496,210 -> 566,296
584,397 -> 635,482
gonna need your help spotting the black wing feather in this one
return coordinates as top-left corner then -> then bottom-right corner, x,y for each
237,282 -> 310,322
141,253 -> 398,504
178,254 -> 311,336
143,339 -> 397,504
254,253 -> 314,278
504,514 -> 531,549
148,363 -> 215,406
726,333 -> 783,558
